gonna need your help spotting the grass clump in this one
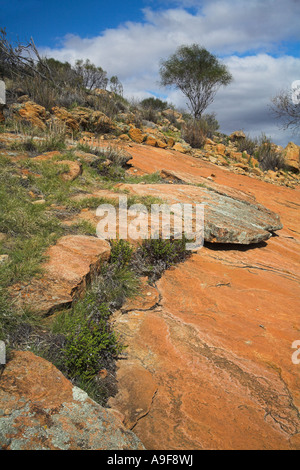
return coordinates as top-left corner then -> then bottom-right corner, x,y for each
67,220 -> 96,236
0,156 -> 62,344
235,134 -> 257,155
77,144 -> 132,182
0,159 -> 62,282
235,133 -> 286,171
9,134 -> 66,156
254,134 -> 286,171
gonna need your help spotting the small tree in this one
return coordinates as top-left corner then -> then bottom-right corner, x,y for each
109,75 -> 123,96
270,86 -> 300,134
75,59 -> 108,91
159,44 -> 232,119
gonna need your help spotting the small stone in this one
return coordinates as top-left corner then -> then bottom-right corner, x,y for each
98,369 -> 108,379
32,199 -> 46,205
0,254 -> 9,264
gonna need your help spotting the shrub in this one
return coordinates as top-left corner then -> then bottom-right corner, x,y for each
11,75 -> 59,111
102,145 -> 132,166
131,237 -> 191,282
140,107 -> 160,124
88,145 -> 132,181
110,239 -> 134,267
60,306 -> 122,381
235,134 -> 258,155
202,112 -> 220,137
255,138 -> 285,171
182,118 -> 208,148
91,263 -> 139,313
140,97 -> 168,111
159,44 -> 232,119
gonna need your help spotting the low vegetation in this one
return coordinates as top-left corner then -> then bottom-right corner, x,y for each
0,133 -> 191,404
235,133 -> 286,171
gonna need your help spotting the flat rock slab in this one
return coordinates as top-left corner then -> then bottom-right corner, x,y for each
120,183 -> 282,244
108,150 -> 300,450
0,351 -> 144,450
12,235 -> 111,316
109,238 -> 300,450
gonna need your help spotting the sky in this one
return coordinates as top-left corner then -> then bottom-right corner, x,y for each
1,0 -> 300,146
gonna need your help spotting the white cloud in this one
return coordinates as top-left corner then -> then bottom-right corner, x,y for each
39,0 -> 300,146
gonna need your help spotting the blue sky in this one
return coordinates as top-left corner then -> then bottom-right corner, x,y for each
1,0 -> 300,145
1,0 -> 149,47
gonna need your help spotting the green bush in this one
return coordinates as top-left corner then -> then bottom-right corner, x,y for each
110,239 -> 134,267
60,307 -> 121,381
256,143 -> 285,171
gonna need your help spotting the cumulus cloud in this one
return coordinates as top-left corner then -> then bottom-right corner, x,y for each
40,0 -> 300,145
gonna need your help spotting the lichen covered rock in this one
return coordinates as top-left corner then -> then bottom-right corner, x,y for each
0,351 -> 144,450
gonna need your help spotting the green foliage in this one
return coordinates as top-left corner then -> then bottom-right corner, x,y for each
182,113 -> 220,148
75,59 -> 108,91
140,107 -> 160,124
0,157 -> 62,341
233,133 -> 285,171
67,196 -> 119,212
110,239 -> 134,267
160,44 -> 232,119
126,194 -> 164,210
10,134 -> 66,155
1,29 -> 124,112
100,145 -> 132,166
68,220 -> 96,236
85,145 -> 131,181
0,159 -> 61,260
140,97 -> 168,111
95,162 -> 126,181
132,236 -> 191,282
24,160 -> 72,204
109,75 -> 123,96
92,263 -> 139,313
139,237 -> 190,265
75,142 -> 93,153
202,112 -> 220,136
124,171 -> 163,184
58,305 -> 122,381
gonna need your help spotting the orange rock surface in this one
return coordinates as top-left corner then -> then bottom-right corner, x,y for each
12,235 -> 111,315
109,143 -> 300,450
0,351 -> 144,450
13,101 -> 46,129
284,142 -> 300,172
